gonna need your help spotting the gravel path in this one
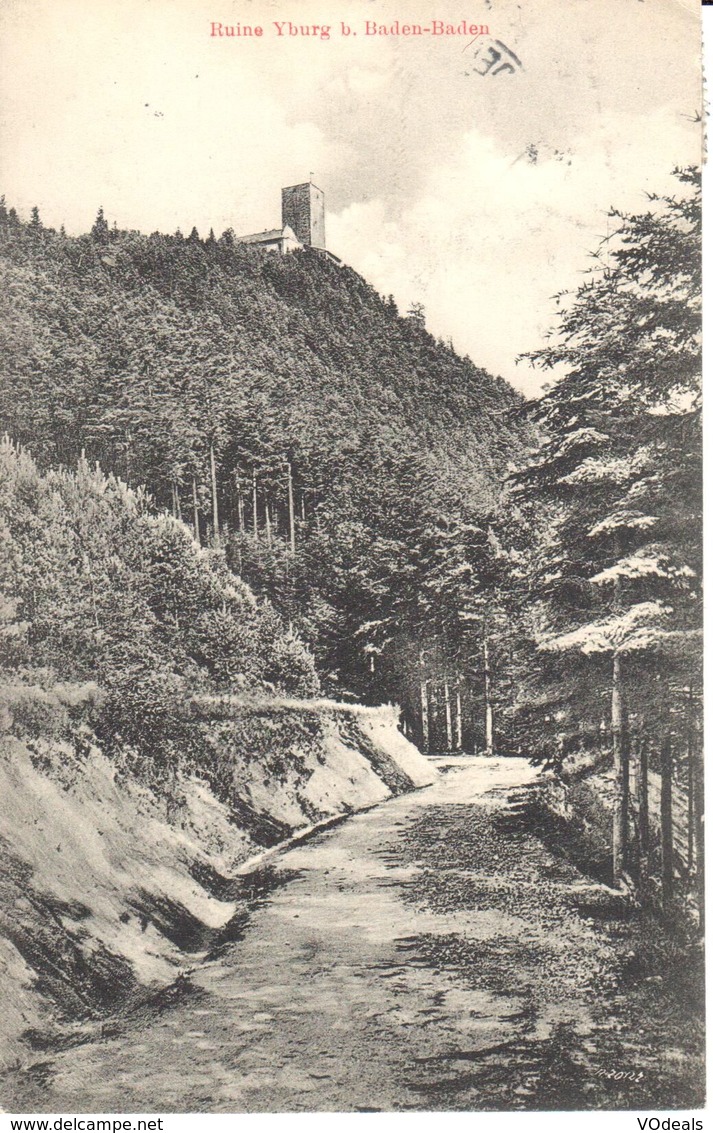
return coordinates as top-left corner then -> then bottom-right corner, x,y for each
3,757 -> 704,1113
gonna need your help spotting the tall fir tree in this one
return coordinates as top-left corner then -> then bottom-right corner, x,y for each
512,169 -> 701,882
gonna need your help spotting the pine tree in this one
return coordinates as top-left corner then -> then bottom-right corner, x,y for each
90,207 -> 110,243
513,168 -> 701,882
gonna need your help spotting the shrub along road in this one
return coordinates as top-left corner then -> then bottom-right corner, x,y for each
3,758 -> 704,1112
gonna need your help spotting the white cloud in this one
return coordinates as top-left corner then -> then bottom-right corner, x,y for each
330,105 -> 699,394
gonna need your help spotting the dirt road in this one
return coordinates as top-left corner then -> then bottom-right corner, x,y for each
3,757 -> 704,1112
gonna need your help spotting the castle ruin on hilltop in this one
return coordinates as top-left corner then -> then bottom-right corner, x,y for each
236,182 -> 341,263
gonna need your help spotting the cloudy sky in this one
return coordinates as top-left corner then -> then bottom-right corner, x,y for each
0,0 -> 702,393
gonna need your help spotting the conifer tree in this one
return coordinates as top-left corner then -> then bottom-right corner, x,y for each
514,169 -> 701,882
91,207 -> 110,243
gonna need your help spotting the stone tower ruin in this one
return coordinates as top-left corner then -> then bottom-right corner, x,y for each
281,182 -> 326,250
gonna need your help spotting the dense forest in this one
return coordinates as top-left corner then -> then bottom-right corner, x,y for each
0,440 -> 318,795
0,198 -> 524,747
0,168 -> 702,895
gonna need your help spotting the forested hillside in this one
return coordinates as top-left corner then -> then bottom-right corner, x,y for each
0,440 -> 437,1065
0,201 -> 524,737
0,170 -> 702,908
0,439 -> 317,780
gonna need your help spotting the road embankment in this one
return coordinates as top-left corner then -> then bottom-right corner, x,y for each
0,700 -> 433,1072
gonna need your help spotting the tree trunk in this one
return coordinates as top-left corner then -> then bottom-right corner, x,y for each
85,559 -> 99,630
483,637 -> 494,757
638,738 -> 649,891
444,681 -> 453,751
687,688 -> 695,875
287,461 -> 296,553
694,742 -> 704,934
265,496 -> 272,547
455,687 -> 463,751
236,478 -> 244,532
611,652 -> 629,885
419,649 -> 430,754
660,735 -> 674,915
124,430 -> 133,481
687,748 -> 695,877
209,441 -> 220,545
191,476 -> 200,543
252,470 -> 258,539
